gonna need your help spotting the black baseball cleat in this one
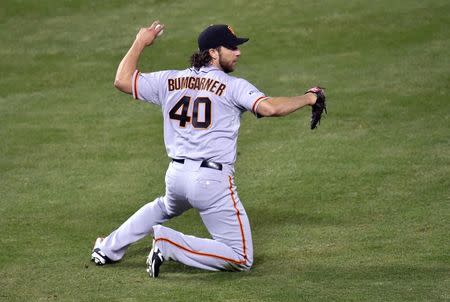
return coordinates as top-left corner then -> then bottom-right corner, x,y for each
91,237 -> 113,265
146,240 -> 164,278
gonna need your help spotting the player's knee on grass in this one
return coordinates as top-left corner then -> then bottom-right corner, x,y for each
233,255 -> 253,272
243,258 -> 253,271
239,263 -> 252,272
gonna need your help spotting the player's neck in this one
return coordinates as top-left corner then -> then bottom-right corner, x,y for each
209,60 -> 223,71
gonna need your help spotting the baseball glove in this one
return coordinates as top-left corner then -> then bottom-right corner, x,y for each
306,86 -> 327,129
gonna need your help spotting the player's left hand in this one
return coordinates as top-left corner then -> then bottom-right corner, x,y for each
306,86 -> 327,129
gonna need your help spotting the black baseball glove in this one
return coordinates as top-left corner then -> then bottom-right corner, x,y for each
306,86 -> 327,129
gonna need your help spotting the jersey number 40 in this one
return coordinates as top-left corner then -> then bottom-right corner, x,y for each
169,96 -> 211,129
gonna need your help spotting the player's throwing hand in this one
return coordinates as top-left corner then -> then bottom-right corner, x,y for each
135,20 -> 165,47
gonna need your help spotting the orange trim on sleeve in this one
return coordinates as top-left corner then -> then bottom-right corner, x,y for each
251,96 -> 268,114
155,237 -> 246,265
133,70 -> 140,99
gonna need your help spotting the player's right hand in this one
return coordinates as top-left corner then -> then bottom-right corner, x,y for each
135,20 -> 165,47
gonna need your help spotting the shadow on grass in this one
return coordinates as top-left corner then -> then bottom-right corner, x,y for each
114,246 -> 265,280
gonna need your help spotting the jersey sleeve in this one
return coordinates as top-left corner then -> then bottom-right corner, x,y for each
230,78 -> 268,116
131,70 -> 170,106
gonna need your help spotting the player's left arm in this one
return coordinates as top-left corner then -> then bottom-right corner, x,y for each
255,93 -> 317,117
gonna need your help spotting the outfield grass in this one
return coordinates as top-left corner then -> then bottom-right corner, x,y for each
1,0 -> 449,301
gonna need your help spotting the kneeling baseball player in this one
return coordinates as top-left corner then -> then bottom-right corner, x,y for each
91,21 -> 327,277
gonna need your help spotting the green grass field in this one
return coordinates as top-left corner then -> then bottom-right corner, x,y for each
1,0 -> 449,301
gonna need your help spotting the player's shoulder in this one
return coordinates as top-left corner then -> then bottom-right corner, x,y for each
158,67 -> 214,78
141,69 -> 180,77
224,74 -> 254,88
139,69 -> 191,83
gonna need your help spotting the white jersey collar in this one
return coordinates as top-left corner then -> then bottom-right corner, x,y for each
199,65 -> 221,73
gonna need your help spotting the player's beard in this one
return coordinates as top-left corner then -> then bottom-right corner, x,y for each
218,55 -> 236,74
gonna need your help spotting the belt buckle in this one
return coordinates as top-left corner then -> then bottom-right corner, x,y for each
201,160 -> 222,171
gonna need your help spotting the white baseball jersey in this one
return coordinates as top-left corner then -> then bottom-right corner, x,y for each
131,66 -> 267,165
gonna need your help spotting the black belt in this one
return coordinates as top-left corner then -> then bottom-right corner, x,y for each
172,158 -> 222,171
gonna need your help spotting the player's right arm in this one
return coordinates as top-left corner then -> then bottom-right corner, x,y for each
114,21 -> 165,94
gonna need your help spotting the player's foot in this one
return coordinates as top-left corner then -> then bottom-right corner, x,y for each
146,240 -> 164,278
91,237 -> 112,265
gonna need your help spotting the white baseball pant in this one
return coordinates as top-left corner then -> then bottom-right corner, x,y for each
98,159 -> 253,271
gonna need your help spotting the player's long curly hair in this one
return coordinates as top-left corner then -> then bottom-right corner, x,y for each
190,49 -> 213,69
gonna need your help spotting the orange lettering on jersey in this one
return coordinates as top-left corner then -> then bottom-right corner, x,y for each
216,84 -> 226,96
200,78 -> 207,89
194,78 -> 201,90
209,81 -> 219,93
188,77 -> 196,89
168,77 -> 226,96
174,78 -> 181,90
168,79 -> 175,91
204,78 -> 214,91
180,77 -> 188,89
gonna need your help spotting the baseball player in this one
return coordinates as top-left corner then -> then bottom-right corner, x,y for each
91,21 -> 325,278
